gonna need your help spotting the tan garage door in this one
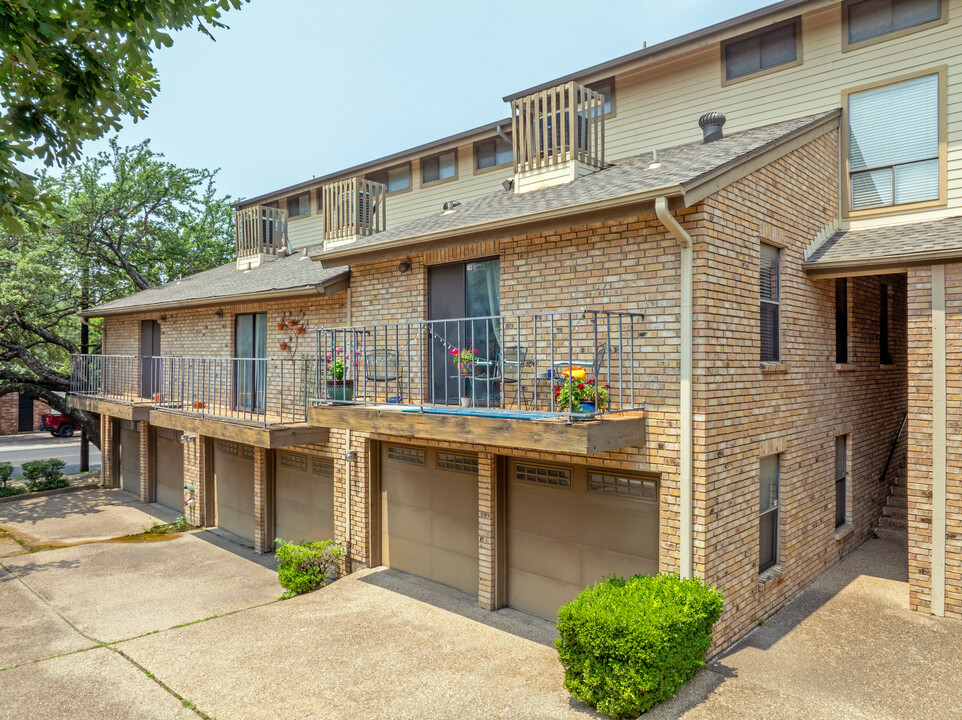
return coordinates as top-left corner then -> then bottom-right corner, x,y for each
154,428 -> 184,512
119,420 -> 140,496
508,460 -> 659,620
275,452 -> 335,545
380,444 -> 479,596
213,440 -> 255,543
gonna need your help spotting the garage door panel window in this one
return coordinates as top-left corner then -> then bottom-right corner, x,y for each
436,452 -> 479,474
387,445 -> 425,465
279,452 -> 307,471
242,445 -> 254,460
515,463 -> 571,488
217,440 -> 238,455
313,458 -> 334,477
588,471 -> 657,501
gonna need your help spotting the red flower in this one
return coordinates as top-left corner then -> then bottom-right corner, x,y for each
577,383 -> 584,390
587,379 -> 596,385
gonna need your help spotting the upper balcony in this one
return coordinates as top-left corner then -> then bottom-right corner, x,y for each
510,81 -> 606,192
308,308 -> 647,454
235,205 -> 288,269
68,353 -> 328,447
321,177 -> 386,249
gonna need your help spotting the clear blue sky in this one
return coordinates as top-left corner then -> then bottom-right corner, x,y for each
78,0 -> 774,201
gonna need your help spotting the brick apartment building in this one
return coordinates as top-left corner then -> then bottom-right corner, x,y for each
69,0 -> 962,651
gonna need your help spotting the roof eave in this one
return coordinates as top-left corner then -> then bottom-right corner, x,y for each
805,248 -> 962,279
311,186 -> 688,267
81,269 -> 350,318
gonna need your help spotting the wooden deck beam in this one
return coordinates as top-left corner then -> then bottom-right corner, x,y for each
67,394 -> 151,421
148,410 -> 329,448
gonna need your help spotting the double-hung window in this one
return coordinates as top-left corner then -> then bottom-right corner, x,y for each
287,193 -> 309,217
724,19 -> 799,81
369,164 -> 411,193
475,136 -> 513,170
760,454 -> 780,572
760,243 -> 780,362
848,73 -> 940,211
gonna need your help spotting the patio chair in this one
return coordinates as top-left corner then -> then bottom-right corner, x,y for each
364,350 -> 404,403
497,346 -> 529,409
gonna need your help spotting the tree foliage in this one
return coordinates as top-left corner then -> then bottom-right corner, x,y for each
0,140 -> 235,444
0,0 -> 246,232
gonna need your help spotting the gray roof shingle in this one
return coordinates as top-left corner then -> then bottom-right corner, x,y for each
805,216 -> 962,271
314,110 -> 840,261
84,251 -> 348,316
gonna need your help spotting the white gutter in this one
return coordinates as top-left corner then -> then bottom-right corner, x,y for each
655,196 -> 693,580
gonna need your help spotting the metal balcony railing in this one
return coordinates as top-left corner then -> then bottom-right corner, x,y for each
69,354 -> 143,404
68,354 -> 317,425
313,309 -> 645,419
149,357 -> 317,425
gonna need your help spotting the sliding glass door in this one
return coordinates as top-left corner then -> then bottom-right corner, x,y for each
235,313 -> 267,411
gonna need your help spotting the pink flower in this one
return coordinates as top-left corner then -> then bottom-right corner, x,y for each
449,349 -> 457,355
354,350 -> 361,356
325,353 -> 332,361
473,349 -> 478,354
335,347 -> 343,355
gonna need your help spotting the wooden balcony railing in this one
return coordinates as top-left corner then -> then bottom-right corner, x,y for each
235,205 -> 288,258
321,177 -> 386,244
510,81 -> 605,174
312,309 -> 646,420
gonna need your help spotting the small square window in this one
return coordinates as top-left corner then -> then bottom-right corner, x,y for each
587,78 -> 615,115
846,0 -> 941,45
421,150 -> 456,184
724,19 -> 799,81
475,136 -> 513,170
287,193 -> 310,217
368,165 -> 411,193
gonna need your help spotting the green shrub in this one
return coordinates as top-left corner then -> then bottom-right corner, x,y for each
21,458 -> 68,492
556,573 -> 724,718
275,538 -> 345,597
0,485 -> 26,498
0,462 -> 13,487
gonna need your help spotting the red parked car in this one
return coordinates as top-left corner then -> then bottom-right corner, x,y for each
39,413 -> 76,438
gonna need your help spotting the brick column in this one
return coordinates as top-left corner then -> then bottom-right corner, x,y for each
349,436 -> 370,570
138,421 -> 152,503
478,452 -> 500,610
101,417 -> 115,487
183,436 -> 206,526
253,447 -> 273,553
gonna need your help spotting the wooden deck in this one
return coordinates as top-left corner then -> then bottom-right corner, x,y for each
308,404 -> 646,455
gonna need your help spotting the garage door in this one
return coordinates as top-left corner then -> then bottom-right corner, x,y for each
380,444 -> 479,596
213,440 -> 255,544
119,420 -> 141,496
154,428 -> 184,512
274,452 -> 335,544
508,460 -> 659,620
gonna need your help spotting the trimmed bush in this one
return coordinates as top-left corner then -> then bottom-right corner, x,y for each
21,459 -> 68,492
556,573 -> 724,718
275,538 -> 345,597
0,461 -> 13,487
0,485 -> 26,499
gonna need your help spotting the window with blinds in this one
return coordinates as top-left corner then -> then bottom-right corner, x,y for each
846,0 -> 941,45
835,436 -> 848,529
760,243 -> 780,362
475,137 -> 513,170
836,278 -> 849,364
759,454 -> 780,572
848,73 -> 939,210
368,164 -> 410,193
286,193 -> 310,217
724,19 -> 798,81
421,151 -> 456,184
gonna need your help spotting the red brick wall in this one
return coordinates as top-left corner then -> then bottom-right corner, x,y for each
0,393 -> 52,435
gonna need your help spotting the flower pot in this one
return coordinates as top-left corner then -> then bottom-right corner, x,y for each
326,380 -> 354,404
459,365 -> 474,377
293,326 -> 305,335
276,323 -> 285,331
580,402 -> 596,413
279,342 -> 288,351
191,400 -> 205,410
286,319 -> 296,328
460,397 -> 472,408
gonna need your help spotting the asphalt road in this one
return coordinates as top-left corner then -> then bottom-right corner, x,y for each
0,431 -> 102,477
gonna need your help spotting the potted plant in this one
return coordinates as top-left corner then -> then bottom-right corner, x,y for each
555,379 -> 609,415
276,322 -> 286,332
449,343 -> 478,376
326,348 -> 361,403
293,325 -> 305,335
279,341 -> 289,351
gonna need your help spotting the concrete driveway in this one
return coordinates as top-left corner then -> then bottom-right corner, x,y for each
1,487 -> 960,720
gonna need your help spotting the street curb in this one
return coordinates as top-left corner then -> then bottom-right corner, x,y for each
0,483 -> 101,504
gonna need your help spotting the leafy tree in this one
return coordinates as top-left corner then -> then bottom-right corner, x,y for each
0,140 -> 235,445
0,0 -> 246,232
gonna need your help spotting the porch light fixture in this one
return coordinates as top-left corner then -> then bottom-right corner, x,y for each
214,309 -> 225,318
397,260 -> 412,274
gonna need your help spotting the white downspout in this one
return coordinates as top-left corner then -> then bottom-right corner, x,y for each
655,197 -> 693,580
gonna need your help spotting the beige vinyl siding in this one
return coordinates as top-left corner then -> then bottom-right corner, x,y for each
265,0 -> 962,244
602,1 -> 962,227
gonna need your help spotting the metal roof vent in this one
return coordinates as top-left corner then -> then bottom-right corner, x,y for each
698,112 -> 726,143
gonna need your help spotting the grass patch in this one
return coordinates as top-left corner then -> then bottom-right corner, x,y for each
109,516 -> 194,544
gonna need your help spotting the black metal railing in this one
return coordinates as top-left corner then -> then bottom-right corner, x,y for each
313,309 -> 645,419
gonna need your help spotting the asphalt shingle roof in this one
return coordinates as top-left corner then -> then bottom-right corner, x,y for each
805,216 -> 962,269
85,251 -> 348,316
316,110 -> 840,260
